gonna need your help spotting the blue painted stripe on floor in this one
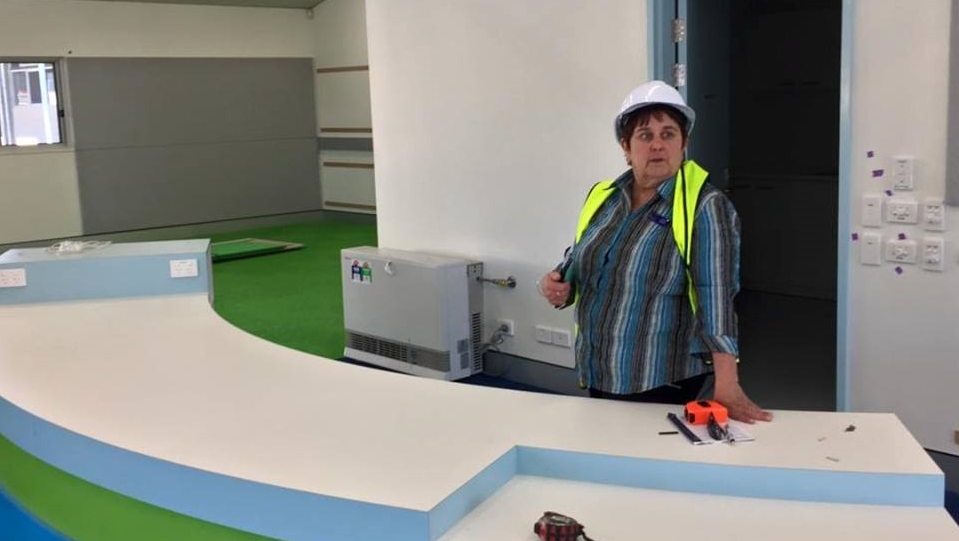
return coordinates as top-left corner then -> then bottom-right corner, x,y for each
0,485 -> 72,541
518,446 -> 944,507
0,395 -> 429,541
427,448 -> 518,539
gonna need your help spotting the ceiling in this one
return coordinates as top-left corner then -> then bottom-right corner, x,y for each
74,0 -> 324,9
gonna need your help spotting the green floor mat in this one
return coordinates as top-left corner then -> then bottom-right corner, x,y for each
211,238 -> 303,262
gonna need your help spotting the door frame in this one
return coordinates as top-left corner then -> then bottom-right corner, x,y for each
646,0 -> 855,411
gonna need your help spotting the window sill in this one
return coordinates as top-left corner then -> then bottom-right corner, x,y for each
0,144 -> 75,157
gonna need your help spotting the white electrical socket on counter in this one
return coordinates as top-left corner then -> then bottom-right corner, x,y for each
0,268 -> 27,288
169,259 -> 199,278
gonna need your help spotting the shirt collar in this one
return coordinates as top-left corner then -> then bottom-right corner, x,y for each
612,169 -> 677,203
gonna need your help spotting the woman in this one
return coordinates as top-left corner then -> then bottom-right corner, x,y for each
539,80 -> 771,423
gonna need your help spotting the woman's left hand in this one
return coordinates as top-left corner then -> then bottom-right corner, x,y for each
713,381 -> 773,424
710,353 -> 772,423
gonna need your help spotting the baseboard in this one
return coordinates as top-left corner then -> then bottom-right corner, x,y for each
929,449 -> 959,493
482,351 -> 587,397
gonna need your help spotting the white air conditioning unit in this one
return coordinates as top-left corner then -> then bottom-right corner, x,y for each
341,246 -> 484,380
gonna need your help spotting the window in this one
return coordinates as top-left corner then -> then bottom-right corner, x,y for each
0,61 -> 63,147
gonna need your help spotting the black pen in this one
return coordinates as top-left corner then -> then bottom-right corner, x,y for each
666,412 -> 705,445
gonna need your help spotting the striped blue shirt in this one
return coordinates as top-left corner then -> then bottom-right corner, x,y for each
571,169 -> 740,394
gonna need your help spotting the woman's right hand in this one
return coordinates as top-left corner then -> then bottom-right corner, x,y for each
538,271 -> 571,307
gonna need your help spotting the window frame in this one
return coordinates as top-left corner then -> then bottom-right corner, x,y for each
0,57 -> 68,152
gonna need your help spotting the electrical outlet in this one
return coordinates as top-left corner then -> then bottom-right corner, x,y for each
922,198 -> 946,231
551,328 -> 572,348
496,319 -> 515,336
0,268 -> 27,288
885,239 -> 917,264
535,325 -> 552,344
921,237 -> 945,272
885,199 -> 919,224
169,259 -> 199,278
892,156 -> 915,190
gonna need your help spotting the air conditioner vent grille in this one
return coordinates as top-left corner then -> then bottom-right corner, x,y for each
470,312 -> 483,372
346,331 -> 451,372
347,331 -> 408,362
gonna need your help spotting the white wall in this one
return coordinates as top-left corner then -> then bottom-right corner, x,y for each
366,0 -> 648,368
0,0 -> 314,245
313,0 -> 375,212
847,0 -> 959,454
366,0 -> 959,453
0,149 -> 82,243
313,0 -> 371,131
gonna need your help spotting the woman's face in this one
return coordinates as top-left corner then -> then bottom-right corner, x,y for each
621,112 -> 686,186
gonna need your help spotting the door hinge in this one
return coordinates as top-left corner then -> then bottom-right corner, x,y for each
672,63 -> 687,87
672,18 -> 687,43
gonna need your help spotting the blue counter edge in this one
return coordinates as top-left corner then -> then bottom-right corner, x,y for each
0,395 -> 429,541
0,395 -> 945,541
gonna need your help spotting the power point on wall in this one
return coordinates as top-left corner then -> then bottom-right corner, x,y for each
534,325 -> 552,344
496,319 -> 515,336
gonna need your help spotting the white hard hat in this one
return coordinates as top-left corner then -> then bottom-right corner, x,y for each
614,80 -> 696,140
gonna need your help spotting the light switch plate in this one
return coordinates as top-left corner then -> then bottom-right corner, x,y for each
861,194 -> 883,227
860,232 -> 882,265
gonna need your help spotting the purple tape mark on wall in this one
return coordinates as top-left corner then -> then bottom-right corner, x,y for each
898,233 -> 907,240
895,267 -> 904,275
867,151 -> 875,158
872,169 -> 884,177
851,233 -> 859,241
885,190 -> 894,196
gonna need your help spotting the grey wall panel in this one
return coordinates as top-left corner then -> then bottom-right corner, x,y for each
948,0 -> 959,206
66,57 -> 320,233
67,57 -> 316,149
77,139 -> 321,234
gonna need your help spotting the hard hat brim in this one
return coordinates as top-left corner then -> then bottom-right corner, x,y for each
615,102 -> 696,141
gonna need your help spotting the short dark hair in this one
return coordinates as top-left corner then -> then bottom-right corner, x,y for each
619,105 -> 688,148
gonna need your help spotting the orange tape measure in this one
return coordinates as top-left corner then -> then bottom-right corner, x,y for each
683,400 -> 728,425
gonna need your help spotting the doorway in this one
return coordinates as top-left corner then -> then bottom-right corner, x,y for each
660,0 -> 843,410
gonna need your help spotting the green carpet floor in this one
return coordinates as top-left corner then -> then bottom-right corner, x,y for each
208,221 -> 377,360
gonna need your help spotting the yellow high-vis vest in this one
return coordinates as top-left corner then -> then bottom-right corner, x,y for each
574,160 -> 710,313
